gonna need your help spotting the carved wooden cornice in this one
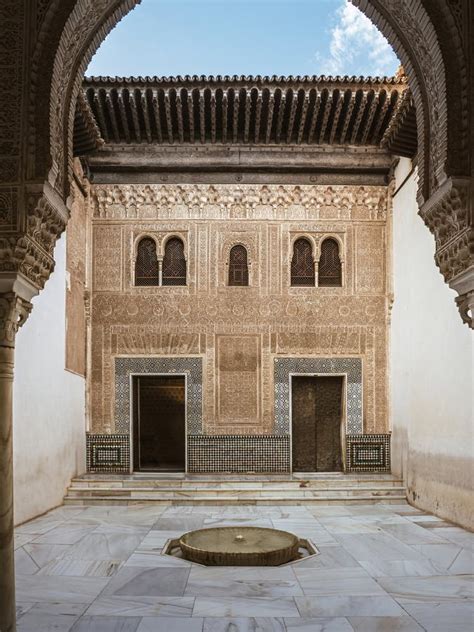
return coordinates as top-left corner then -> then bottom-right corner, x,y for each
78,75 -> 407,149
382,89 -> 417,158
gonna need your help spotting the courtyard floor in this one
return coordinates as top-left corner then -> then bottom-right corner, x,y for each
14,502 -> 474,631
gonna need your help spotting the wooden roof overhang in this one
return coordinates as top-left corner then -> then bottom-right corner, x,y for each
74,75 -> 418,181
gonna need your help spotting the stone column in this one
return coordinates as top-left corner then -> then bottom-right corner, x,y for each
158,256 -> 163,286
0,293 -> 32,632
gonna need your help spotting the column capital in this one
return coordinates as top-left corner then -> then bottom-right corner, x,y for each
0,293 -> 32,349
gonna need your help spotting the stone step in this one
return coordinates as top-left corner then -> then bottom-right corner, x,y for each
67,485 -> 405,496
65,473 -> 406,505
63,495 -> 407,506
69,479 -> 403,490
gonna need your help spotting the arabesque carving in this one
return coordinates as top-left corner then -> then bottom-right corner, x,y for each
88,182 -> 390,435
0,192 -> 67,291
92,184 -> 388,221
419,179 -> 473,318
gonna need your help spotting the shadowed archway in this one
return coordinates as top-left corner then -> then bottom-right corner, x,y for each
0,1 -> 472,630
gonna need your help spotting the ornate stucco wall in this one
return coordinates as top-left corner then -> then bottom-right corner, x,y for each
88,182 -> 391,448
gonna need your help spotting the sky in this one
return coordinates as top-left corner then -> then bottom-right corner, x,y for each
87,0 -> 399,78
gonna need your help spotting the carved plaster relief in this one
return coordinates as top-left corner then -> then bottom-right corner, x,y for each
88,182 -> 390,436
216,334 -> 262,426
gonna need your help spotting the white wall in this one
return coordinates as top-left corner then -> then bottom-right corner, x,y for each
391,158 -> 474,529
13,233 -> 86,525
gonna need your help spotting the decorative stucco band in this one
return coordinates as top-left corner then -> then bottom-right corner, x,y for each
274,357 -> 363,435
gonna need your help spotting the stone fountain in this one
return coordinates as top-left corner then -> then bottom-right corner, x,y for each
179,526 -> 300,566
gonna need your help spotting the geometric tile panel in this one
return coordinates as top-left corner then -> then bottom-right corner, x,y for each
274,357 -> 363,435
346,434 -> 391,472
114,356 -> 203,434
86,433 -> 130,473
188,435 -> 290,473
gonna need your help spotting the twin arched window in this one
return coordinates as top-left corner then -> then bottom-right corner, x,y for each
290,237 -> 342,287
228,245 -> 249,286
135,236 -> 340,288
135,236 -> 186,286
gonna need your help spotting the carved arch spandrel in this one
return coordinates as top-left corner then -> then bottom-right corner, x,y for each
10,0 -> 471,323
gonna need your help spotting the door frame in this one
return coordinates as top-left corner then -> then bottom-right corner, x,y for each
130,372 -> 188,473
289,373 -> 347,473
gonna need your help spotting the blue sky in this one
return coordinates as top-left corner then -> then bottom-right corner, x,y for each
87,0 -> 399,78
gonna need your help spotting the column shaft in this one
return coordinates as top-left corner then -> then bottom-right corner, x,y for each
0,344 -> 16,632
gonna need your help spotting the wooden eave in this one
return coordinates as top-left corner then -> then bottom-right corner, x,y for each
74,74 -> 413,152
381,89 -> 417,158
73,92 -> 102,157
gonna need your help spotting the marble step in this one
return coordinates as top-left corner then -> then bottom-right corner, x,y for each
69,478 -> 403,490
67,485 -> 405,496
64,494 -> 407,506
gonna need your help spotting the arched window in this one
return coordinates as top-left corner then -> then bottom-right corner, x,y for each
291,238 -> 315,286
318,238 -> 342,287
228,245 -> 249,286
162,237 -> 186,286
135,237 -> 159,286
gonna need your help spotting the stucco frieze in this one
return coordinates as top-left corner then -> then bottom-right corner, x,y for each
91,184 -> 388,221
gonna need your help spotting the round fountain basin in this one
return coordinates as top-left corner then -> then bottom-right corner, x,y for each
179,526 -> 300,566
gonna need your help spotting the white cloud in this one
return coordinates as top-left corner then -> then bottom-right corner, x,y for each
318,1 -> 399,77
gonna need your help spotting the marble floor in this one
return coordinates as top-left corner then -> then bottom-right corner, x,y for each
14,502 -> 474,631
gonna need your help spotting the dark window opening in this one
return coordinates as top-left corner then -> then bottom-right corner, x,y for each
162,237 -> 186,286
291,237 -> 315,286
228,245 -> 249,286
319,238 -> 342,287
135,237 -> 159,286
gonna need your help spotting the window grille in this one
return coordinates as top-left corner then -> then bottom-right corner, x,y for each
291,238 -> 315,286
162,237 -> 187,286
318,238 -> 342,286
228,245 -> 249,286
135,237 -> 159,286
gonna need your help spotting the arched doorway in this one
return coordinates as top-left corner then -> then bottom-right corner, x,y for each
0,2 -> 472,629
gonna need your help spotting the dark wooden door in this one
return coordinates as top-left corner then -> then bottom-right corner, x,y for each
292,376 -> 343,472
133,376 -> 186,471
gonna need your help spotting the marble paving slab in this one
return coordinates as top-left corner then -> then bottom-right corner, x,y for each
15,574 -> 109,604
69,616 -> 141,631
410,543 -> 462,569
13,501 -> 474,630
284,618 -> 353,631
203,618 -> 286,631
193,597 -> 300,617
397,598 -> 474,632
102,566 -> 190,597
86,596 -> 196,616
295,595 -> 405,618
186,578 -> 304,599
294,567 -> 385,596
348,616 -> 425,631
137,617 -> 204,631
17,612 -> 79,631
377,574 -> 474,600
